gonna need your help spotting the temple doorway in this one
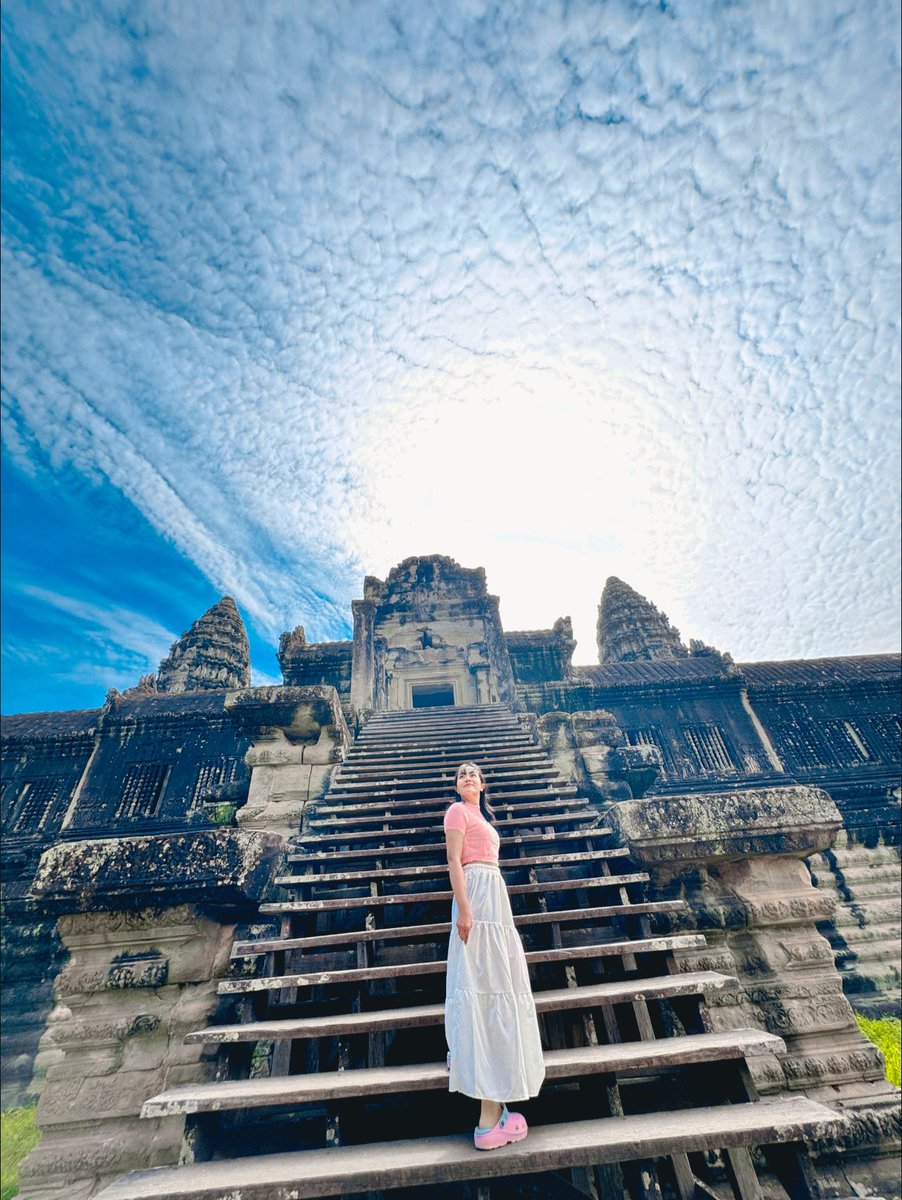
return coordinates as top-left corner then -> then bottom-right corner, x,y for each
410,683 -> 455,708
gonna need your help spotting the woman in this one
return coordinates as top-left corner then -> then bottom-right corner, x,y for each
443,761 -> 546,1150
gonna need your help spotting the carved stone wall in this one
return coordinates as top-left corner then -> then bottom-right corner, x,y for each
0,686 -> 348,1104
19,828 -> 282,1200
19,905 -> 232,1200
534,709 -> 660,804
349,555 -> 518,713
611,786 -> 901,1185
277,626 -> 353,698
0,897 -> 67,1110
236,688 -> 349,839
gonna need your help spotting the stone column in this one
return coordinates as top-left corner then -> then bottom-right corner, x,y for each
350,599 -> 377,715
19,829 -> 282,1200
227,685 -> 349,838
240,730 -> 343,838
610,786 -> 901,1187
482,595 -> 519,709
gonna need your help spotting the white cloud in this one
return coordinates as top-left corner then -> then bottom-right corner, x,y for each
2,0 -> 899,665
12,583 -> 177,671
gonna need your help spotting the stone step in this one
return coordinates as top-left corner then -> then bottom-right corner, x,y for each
355,724 -> 526,747
350,739 -> 538,758
279,845 -> 629,886
232,901 -> 688,957
94,1098 -> 839,1200
287,833 -> 623,874
185,970 -> 737,1044
337,752 -> 550,779
835,943 -> 902,969
359,712 -> 521,727
218,934 -> 708,993
301,817 -> 597,845
295,811 -> 599,848
262,872 -> 654,914
336,755 -> 554,777
826,920 -> 902,944
308,798 -> 590,830
142,1029 -> 785,1117
285,834 -> 609,867
363,703 -> 515,720
362,708 -> 519,726
832,881 -> 901,899
344,738 -> 537,764
328,769 -> 566,797
830,868 -> 902,888
350,719 -> 530,740
310,784 -> 580,817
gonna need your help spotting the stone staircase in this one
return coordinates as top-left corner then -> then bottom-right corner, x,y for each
96,703 -> 837,1200
809,831 -> 902,1016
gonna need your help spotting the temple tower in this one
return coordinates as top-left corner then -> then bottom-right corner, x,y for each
596,576 -> 689,664
349,555 -> 517,713
155,596 -> 251,692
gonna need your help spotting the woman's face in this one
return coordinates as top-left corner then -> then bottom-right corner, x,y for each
455,762 -> 484,802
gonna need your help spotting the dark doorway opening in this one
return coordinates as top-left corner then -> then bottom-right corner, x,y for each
411,685 -> 455,708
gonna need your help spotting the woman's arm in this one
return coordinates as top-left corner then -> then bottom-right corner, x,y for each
445,828 -> 473,944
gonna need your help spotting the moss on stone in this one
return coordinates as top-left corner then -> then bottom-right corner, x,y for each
1,1104 -> 40,1200
855,1013 -> 901,1088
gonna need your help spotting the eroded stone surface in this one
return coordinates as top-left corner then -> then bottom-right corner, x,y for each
344,555 -> 518,713
611,785 -> 843,863
18,906 -> 236,1200
597,576 -> 691,665
611,785 -> 900,1178
30,828 -> 282,914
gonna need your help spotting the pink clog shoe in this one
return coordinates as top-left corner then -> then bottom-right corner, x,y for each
473,1105 -> 528,1150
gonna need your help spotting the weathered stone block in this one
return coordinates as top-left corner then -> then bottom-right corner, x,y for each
611,784 -> 842,864
30,829 -> 281,914
234,689 -> 348,837
610,784 -> 900,1179
19,828 -> 284,1200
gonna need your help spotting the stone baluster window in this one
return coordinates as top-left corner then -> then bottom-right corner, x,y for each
191,757 -> 239,807
624,726 -> 674,777
856,714 -> 901,763
683,724 -> 738,774
773,718 -> 875,770
115,762 -> 170,820
8,776 -> 74,833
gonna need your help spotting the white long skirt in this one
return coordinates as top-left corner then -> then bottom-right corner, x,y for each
444,862 -> 546,1103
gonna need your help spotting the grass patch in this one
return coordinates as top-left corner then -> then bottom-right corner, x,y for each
209,802 -> 237,827
1,1105 -> 40,1200
855,1013 -> 901,1088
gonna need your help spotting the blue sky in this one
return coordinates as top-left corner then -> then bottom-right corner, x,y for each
2,0 -> 900,716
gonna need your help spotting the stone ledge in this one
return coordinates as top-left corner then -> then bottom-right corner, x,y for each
610,785 -> 842,865
29,829 -> 283,916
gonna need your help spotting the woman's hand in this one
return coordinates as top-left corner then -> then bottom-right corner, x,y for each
456,905 -> 473,944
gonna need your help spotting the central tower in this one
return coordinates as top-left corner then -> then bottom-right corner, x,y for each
349,555 -> 518,714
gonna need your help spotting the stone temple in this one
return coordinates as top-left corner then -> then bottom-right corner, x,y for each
1,554 -> 899,1200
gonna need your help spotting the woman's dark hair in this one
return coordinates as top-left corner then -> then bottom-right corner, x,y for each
454,761 -> 495,823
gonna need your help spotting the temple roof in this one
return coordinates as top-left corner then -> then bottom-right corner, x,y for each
1,708 -> 102,739
574,657 -> 729,687
740,654 -> 901,687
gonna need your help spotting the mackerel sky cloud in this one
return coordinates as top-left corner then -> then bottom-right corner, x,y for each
2,0 -> 900,714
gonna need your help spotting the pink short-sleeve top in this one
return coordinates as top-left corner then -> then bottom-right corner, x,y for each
443,801 -> 500,865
